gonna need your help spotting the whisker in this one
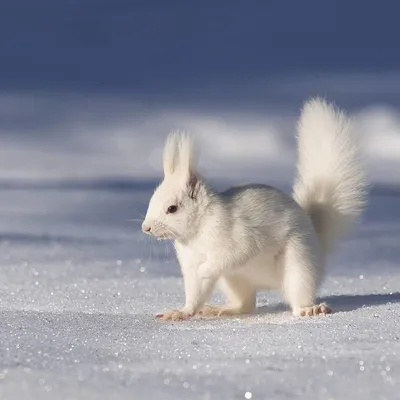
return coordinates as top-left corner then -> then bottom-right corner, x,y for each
164,240 -> 168,261
131,207 -> 146,219
148,233 -> 153,265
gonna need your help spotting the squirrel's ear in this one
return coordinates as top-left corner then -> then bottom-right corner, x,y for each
163,131 -> 197,178
163,132 -> 180,177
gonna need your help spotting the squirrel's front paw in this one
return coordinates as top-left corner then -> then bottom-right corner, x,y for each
156,309 -> 194,321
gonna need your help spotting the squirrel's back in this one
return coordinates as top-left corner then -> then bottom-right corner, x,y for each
218,184 -> 314,249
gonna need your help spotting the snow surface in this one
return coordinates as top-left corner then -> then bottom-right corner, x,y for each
0,90 -> 400,400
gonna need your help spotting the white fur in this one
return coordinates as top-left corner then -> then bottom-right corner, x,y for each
163,130 -> 197,178
142,98 -> 367,319
293,97 -> 366,253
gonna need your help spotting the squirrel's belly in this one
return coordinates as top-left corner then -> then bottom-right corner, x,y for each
234,251 -> 283,290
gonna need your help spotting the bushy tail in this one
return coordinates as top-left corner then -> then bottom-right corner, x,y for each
293,97 -> 367,254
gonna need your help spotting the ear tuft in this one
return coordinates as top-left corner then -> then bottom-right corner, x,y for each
163,131 -> 197,177
187,172 -> 199,199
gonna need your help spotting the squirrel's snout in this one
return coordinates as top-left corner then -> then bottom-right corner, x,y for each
142,222 -> 152,234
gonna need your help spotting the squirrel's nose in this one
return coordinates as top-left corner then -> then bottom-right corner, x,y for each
142,223 -> 151,233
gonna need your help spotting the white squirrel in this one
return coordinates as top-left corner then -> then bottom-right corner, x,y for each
142,97 -> 366,320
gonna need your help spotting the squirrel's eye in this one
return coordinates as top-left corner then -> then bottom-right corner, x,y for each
167,205 -> 178,214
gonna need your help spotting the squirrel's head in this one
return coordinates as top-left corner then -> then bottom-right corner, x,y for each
142,131 -> 209,242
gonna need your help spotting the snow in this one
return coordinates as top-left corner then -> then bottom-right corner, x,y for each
0,88 -> 400,400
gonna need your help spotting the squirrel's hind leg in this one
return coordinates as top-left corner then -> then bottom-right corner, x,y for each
281,236 -> 332,317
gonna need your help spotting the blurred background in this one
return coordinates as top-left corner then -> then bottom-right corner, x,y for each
1,0 -> 400,185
